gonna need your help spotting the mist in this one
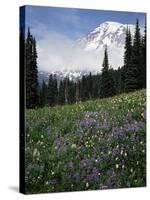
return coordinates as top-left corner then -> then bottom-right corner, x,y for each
36,30 -> 124,73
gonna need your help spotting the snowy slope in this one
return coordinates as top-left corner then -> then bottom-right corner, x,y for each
38,69 -> 93,84
77,21 -> 137,69
39,21 -> 143,81
78,21 -> 135,51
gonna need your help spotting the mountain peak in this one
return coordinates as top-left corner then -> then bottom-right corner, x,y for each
76,21 -> 138,69
78,21 -> 135,51
100,21 -> 123,26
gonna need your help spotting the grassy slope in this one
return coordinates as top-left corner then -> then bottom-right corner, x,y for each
25,89 -> 146,193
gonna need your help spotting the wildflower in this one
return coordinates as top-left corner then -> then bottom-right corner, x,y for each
116,164 -> 119,169
33,148 -> 40,158
71,144 -> 77,149
115,157 -> 119,161
122,165 -> 125,169
130,168 -> 133,173
120,149 -> 123,155
51,171 -> 55,175
45,181 -> 48,185
124,152 -> 127,157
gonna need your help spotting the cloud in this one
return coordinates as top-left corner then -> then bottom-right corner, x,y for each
36,30 -> 102,72
29,20 -> 124,73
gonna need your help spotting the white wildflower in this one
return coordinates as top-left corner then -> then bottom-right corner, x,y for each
116,164 -> 119,169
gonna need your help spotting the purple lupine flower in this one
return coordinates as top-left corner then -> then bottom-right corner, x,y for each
123,120 -> 145,132
96,121 -> 110,129
106,168 -> 117,188
54,137 -> 68,153
111,126 -> 124,137
79,118 -> 96,128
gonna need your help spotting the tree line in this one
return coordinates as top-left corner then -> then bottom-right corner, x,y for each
20,19 -> 146,109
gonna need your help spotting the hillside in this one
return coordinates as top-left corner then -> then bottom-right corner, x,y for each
25,89 -> 146,193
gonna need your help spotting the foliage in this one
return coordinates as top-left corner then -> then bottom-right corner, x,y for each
25,28 -> 39,108
25,89 -> 146,193
124,19 -> 146,92
100,46 -> 116,98
25,18 -> 146,109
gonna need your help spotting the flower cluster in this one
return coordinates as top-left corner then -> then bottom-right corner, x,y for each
25,89 -> 146,193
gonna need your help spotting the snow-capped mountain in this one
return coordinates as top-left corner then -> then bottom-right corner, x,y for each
77,21 -> 139,69
78,21 -> 135,51
39,21 -> 143,82
38,69 -> 96,84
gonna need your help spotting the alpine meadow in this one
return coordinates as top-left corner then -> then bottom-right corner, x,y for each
20,6 -> 146,194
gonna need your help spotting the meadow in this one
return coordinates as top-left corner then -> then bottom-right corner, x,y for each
25,89 -> 146,193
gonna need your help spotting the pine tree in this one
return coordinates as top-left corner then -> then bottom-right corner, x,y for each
32,38 -> 39,105
47,74 -> 54,106
80,75 -> 88,101
25,28 -> 39,108
58,80 -> 65,105
132,19 -> 142,89
53,75 -> 58,105
124,27 -> 132,68
124,27 -> 138,92
75,80 -> 80,103
64,77 -> 69,104
68,80 -> 76,104
39,80 -> 47,107
141,20 -> 146,88
87,72 -> 93,99
100,46 -> 116,98
110,68 -> 121,94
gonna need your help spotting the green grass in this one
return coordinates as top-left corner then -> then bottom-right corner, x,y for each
25,89 -> 146,194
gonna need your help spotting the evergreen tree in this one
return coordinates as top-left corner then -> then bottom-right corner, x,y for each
75,80 -> 80,103
64,77 -> 69,104
141,20 -> 146,88
58,80 -> 65,105
68,80 -> 76,104
132,19 -> 142,89
124,27 -> 138,92
100,46 -> 116,98
124,27 -> 132,93
39,80 -> 47,107
32,38 -> 39,105
87,72 -> 93,99
80,75 -> 88,101
110,68 -> 122,94
25,28 -> 39,108
47,74 -> 54,106
53,75 -> 58,105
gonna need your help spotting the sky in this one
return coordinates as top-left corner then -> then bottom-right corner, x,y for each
21,5 -> 146,72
